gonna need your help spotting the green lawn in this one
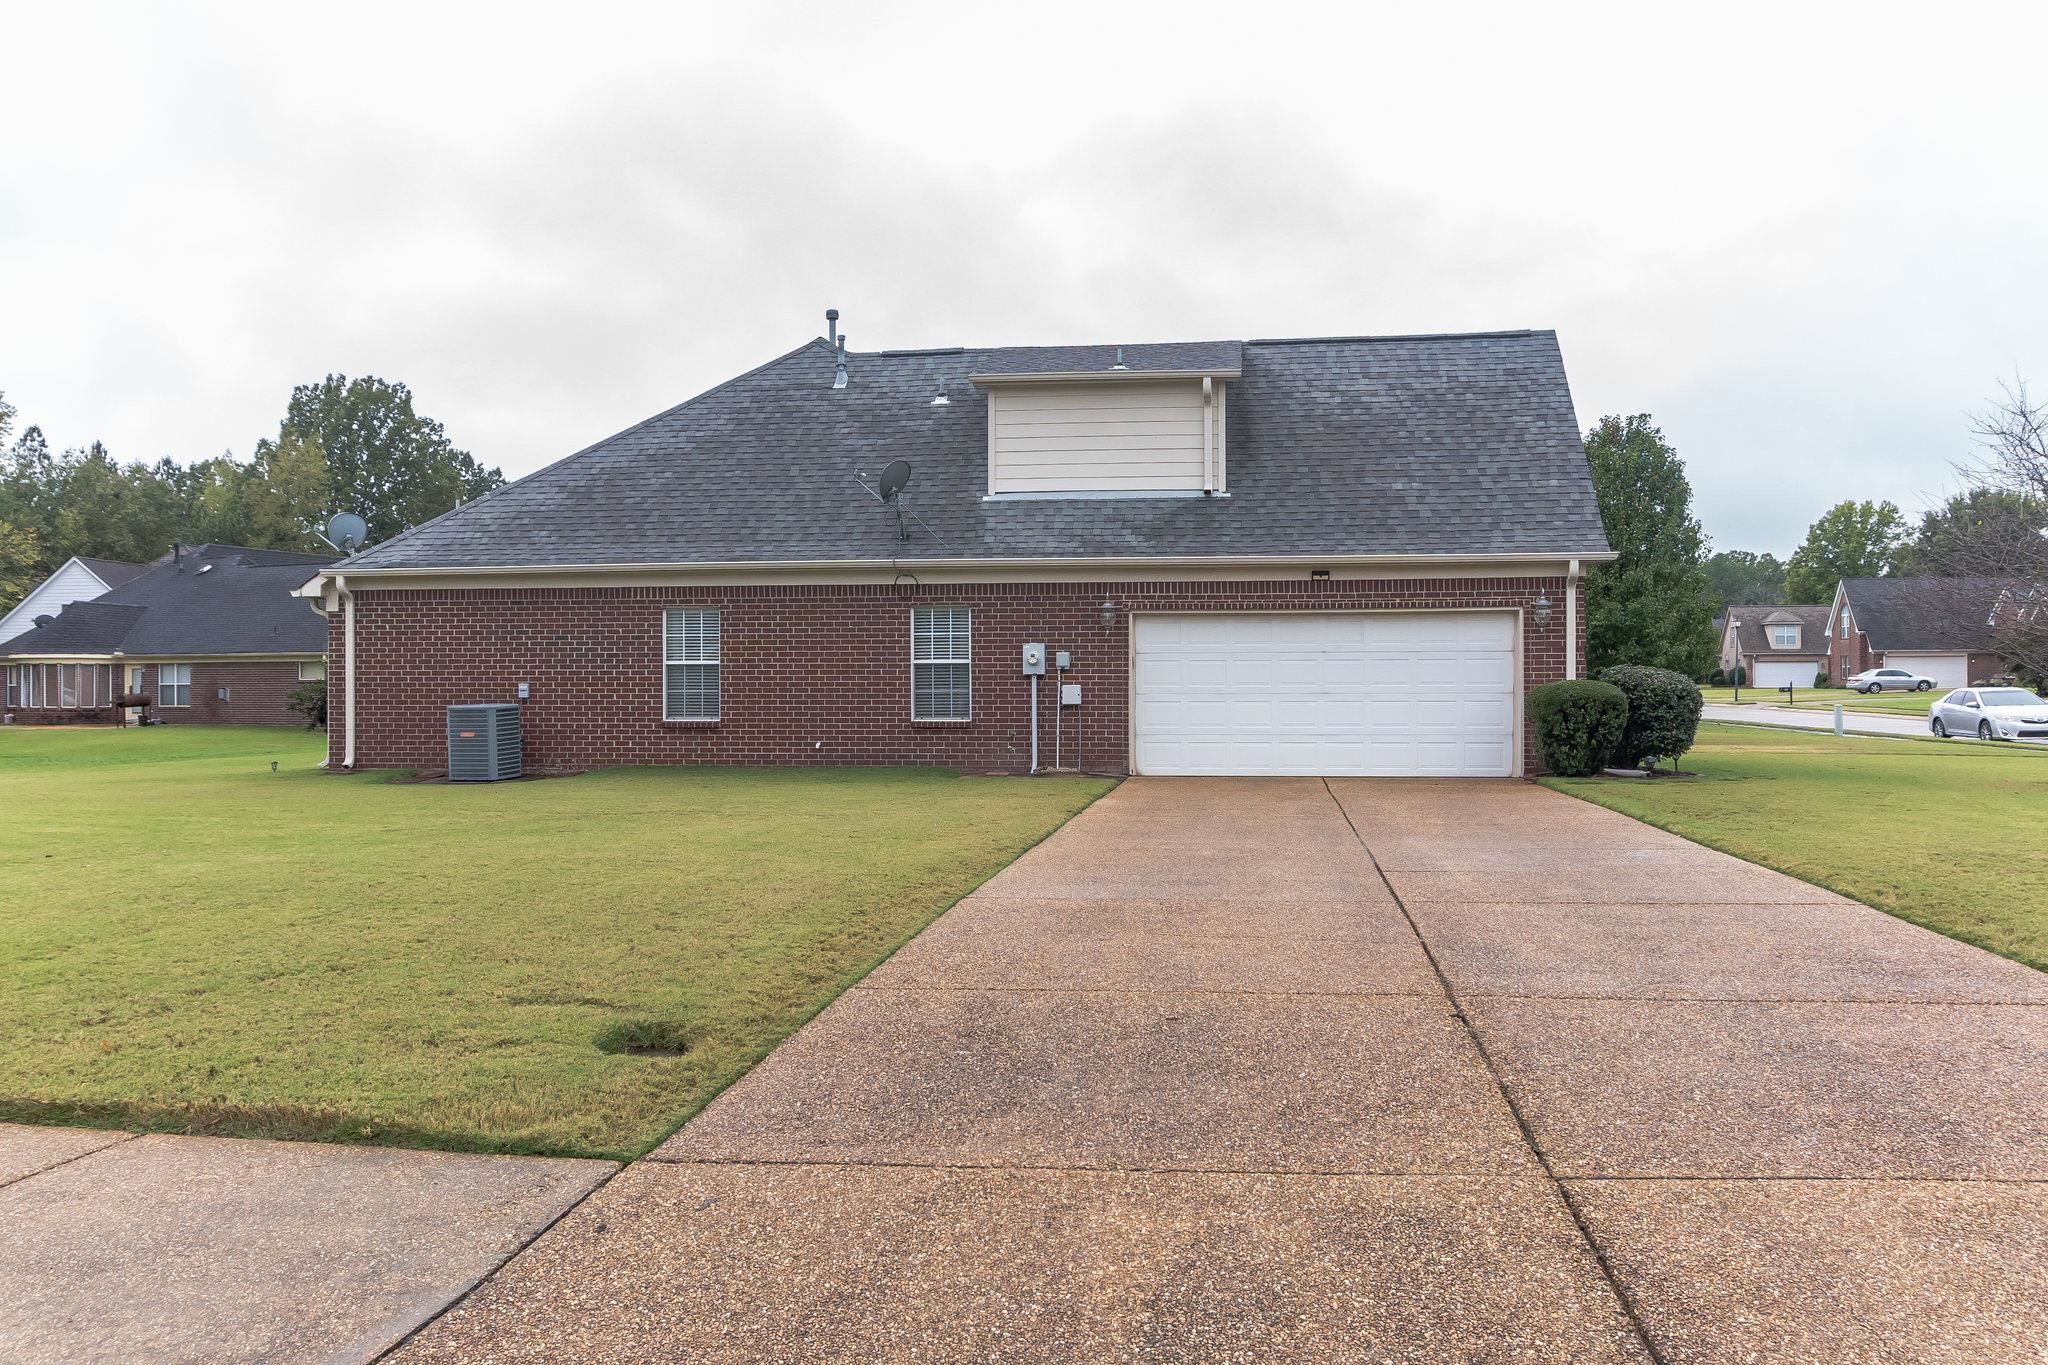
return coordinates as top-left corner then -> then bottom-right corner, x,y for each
1787,690 -> 1937,716
1700,685 -> 1937,716
1545,723 -> 2048,972
0,725 -> 1110,1158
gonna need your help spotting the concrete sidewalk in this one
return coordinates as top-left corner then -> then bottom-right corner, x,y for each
392,778 -> 2048,1362
0,1126 -> 611,1364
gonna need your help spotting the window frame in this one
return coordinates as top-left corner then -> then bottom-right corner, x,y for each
1769,625 -> 1800,649
911,605 -> 973,722
299,660 -> 326,682
159,662 -> 192,708
662,607 -> 721,723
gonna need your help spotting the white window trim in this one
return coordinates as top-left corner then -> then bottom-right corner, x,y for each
159,662 -> 192,708
299,660 -> 326,681
911,605 -> 973,722
662,607 -> 721,722
1769,625 -> 1800,649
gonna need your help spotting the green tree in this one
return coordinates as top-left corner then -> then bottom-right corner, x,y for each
241,429 -> 332,549
1703,549 -> 1787,610
1783,499 -> 1906,602
1582,415 -> 1719,676
261,375 -> 500,545
0,518 -> 41,614
1900,488 -> 2048,575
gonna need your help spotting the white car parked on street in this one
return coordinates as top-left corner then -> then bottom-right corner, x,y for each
1845,667 -> 1935,693
1930,687 -> 2048,741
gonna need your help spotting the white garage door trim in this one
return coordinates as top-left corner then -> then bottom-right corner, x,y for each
1129,609 -> 1522,777
1883,652 -> 1970,688
1751,659 -> 1821,690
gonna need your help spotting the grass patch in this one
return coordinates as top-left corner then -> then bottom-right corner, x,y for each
0,725 -> 1111,1158
1545,723 -> 2048,972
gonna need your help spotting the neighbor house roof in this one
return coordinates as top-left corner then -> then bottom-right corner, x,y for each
75,556 -> 153,589
1838,577 -> 2002,653
0,544 -> 335,659
330,329 -> 1612,574
1726,604 -> 1831,656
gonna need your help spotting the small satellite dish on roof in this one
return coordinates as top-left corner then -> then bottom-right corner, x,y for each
325,512 -> 369,553
877,460 -> 912,503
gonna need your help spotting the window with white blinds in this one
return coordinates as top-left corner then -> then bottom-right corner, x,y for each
912,606 -> 972,720
664,609 -> 721,721
159,663 -> 192,708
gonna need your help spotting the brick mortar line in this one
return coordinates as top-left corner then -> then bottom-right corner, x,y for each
1321,778 -> 1671,1365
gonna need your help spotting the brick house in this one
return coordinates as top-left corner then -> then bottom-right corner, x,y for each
1717,604 -> 1831,690
299,324 -> 1614,777
1826,577 -> 2007,689
2,544 -> 335,725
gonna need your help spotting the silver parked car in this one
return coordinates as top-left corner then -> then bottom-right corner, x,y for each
1930,687 -> 2048,741
1845,667 -> 1935,693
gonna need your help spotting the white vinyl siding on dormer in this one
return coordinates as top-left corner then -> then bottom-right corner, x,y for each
987,381 -> 1221,495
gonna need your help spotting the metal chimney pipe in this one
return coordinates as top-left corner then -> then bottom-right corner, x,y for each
826,308 -> 839,346
833,333 -> 848,390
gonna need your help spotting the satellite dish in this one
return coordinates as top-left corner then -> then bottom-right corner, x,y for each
877,460 -> 912,502
325,512 -> 369,552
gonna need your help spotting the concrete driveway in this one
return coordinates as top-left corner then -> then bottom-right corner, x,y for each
395,778 -> 2048,1363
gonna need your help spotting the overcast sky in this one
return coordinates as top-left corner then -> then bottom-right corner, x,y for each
4,3 -> 2044,556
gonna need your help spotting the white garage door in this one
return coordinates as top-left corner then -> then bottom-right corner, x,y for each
1890,653 -> 1969,688
1751,659 -> 1819,690
1132,612 -> 1517,777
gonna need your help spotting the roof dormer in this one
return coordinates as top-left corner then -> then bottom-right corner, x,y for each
970,342 -> 1241,497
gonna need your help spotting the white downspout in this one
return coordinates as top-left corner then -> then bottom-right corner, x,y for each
1565,558 -> 1580,680
338,575 -> 357,770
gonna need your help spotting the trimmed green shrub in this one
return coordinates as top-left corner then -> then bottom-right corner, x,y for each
1597,665 -> 1704,769
286,680 -> 327,730
1708,668 -> 1727,687
1527,680 -> 1629,777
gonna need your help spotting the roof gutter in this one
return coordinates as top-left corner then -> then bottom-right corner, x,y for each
301,550 -> 1619,586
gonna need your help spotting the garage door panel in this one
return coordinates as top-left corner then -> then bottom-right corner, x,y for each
1751,659 -> 1816,689
1132,612 -> 1517,777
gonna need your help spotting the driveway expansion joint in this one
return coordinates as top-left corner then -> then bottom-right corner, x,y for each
1322,778 -> 1673,1365
0,1128 -> 137,1193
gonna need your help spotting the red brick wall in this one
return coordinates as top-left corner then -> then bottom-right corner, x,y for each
133,661 -> 317,726
1829,623 -> 1873,683
328,576 -> 1574,775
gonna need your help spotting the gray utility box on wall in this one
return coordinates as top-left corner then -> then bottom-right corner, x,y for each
447,704 -> 522,781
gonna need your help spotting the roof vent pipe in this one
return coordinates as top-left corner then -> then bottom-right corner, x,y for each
1110,346 -> 1128,371
833,333 -> 848,390
825,308 -> 839,346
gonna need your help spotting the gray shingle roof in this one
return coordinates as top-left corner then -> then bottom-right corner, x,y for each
1842,577 -> 2002,653
967,340 -> 1243,377
1727,604 -> 1831,656
0,544 -> 334,659
75,556 -> 152,589
339,329 -> 1611,573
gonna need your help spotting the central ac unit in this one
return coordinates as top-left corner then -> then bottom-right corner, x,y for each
446,704 -> 522,781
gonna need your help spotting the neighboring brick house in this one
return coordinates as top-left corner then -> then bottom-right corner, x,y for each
2,544 -> 335,725
1717,605 -> 1831,690
300,323 -> 1614,777
1826,576 -> 2007,689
